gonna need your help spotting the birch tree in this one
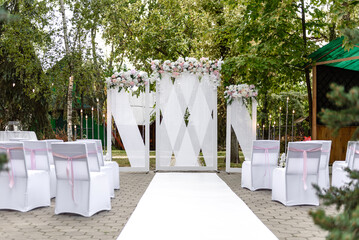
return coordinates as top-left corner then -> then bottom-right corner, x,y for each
59,0 -> 74,140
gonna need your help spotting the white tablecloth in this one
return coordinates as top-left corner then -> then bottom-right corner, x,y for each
0,131 -> 37,141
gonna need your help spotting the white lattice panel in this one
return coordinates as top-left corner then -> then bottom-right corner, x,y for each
106,85 -> 150,172
156,73 -> 217,171
226,98 -> 257,173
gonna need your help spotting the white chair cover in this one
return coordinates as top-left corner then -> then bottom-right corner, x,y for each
41,139 -> 63,198
52,143 -> 111,217
23,140 -> 55,198
95,140 -> 120,190
23,140 -> 50,171
308,140 -> 332,190
0,142 -> 50,212
241,140 -> 280,190
78,139 -> 120,189
80,141 -> 114,197
42,139 -> 64,165
332,142 -> 359,188
272,142 -> 322,206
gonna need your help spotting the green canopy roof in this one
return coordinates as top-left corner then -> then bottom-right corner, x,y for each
308,36 -> 359,71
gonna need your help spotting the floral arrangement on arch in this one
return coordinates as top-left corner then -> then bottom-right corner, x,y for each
150,57 -> 223,87
224,84 -> 258,105
106,70 -> 149,95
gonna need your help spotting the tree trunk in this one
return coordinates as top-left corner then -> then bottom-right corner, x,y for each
300,0 -> 312,136
91,26 -> 98,68
59,0 -> 73,140
67,76 -> 74,141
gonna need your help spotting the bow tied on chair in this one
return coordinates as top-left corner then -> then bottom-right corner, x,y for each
252,146 -> 279,181
25,148 -> 48,170
288,147 -> 321,190
52,153 -> 87,203
0,146 -> 24,188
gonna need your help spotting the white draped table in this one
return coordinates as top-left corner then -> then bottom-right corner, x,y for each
0,131 -> 37,141
117,173 -> 277,240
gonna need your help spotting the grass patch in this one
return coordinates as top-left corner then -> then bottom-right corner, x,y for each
112,150 -> 245,171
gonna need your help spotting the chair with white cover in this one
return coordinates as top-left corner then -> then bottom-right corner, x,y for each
23,140 -> 53,198
0,142 -> 50,211
241,140 -> 280,191
42,139 -> 63,198
91,139 -> 119,190
79,141 -> 114,198
272,142 -> 322,206
52,142 -> 111,217
309,140 -> 332,190
332,141 -> 358,188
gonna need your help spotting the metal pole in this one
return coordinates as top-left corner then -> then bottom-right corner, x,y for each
268,115 -> 271,140
97,98 -> 100,139
285,97 -> 289,155
292,110 -> 295,142
74,125 -> 77,140
273,122 -> 276,140
279,107 -> 281,150
86,115 -> 88,139
103,113 -> 106,155
91,107 -> 94,139
80,109 -> 83,139
262,124 -> 265,140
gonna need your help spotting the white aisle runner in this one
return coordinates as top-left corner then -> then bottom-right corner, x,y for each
117,173 -> 278,240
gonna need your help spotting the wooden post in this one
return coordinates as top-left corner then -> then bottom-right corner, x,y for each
312,66 -> 317,140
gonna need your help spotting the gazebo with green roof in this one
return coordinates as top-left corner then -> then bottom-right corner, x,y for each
308,36 -> 359,164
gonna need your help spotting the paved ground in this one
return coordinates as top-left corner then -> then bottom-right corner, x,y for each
0,172 -> 337,240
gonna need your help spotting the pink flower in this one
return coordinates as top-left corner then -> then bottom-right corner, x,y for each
111,75 -> 116,78
122,80 -> 126,83
130,81 -> 135,86
151,65 -> 156,70
131,69 -> 136,75
159,70 -> 164,74
144,81 -> 148,85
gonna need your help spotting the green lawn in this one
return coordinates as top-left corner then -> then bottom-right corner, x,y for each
111,150 -> 245,171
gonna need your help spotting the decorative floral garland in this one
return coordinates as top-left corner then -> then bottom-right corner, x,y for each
150,57 -> 223,87
106,70 -> 149,95
224,84 -> 258,105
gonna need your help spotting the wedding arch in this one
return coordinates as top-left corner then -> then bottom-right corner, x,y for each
106,70 -> 151,172
152,58 -> 222,171
225,84 -> 258,173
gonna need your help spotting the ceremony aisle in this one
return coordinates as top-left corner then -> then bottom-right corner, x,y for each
117,173 -> 278,240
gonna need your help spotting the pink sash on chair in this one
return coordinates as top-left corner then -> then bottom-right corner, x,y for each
0,146 -> 24,188
288,147 -> 321,190
52,153 -> 87,203
252,146 -> 279,180
24,148 -> 48,170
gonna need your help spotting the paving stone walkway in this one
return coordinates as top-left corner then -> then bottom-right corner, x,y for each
0,172 -> 337,240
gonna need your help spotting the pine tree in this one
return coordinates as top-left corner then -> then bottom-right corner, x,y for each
310,169 -> 359,239
319,83 -> 359,140
310,83 -> 359,239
